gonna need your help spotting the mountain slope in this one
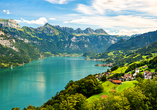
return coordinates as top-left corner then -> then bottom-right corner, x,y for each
0,27 -> 45,68
0,19 -> 126,54
107,30 -> 157,51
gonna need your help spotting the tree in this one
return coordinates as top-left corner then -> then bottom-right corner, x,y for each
155,67 -> 157,72
111,65 -> 118,71
101,75 -> 106,81
122,87 -> 149,110
84,95 -> 130,110
136,73 -> 144,79
59,93 -> 87,110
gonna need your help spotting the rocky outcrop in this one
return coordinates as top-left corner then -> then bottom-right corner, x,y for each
0,32 -> 18,51
0,31 -> 5,35
0,19 -> 21,29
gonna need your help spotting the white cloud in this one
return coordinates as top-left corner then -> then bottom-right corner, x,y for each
64,15 -> 157,35
3,10 -> 6,12
50,18 -> 56,20
45,0 -> 73,4
108,28 -> 157,36
64,17 -> 90,23
76,0 -> 157,15
76,4 -> 96,15
16,17 -> 48,25
65,15 -> 157,28
3,10 -> 10,14
63,21 -> 68,23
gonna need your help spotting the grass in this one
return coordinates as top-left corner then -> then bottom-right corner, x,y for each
87,80 -> 139,102
87,81 -> 116,102
133,54 -> 140,59
88,80 -> 137,102
111,66 -> 128,74
116,81 -> 137,93
150,69 -> 155,72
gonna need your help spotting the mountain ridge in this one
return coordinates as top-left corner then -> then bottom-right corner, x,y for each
0,19 -> 127,54
106,30 -> 157,51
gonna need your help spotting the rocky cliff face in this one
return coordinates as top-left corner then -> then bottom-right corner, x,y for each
0,30 -> 18,51
0,19 -> 21,29
0,27 -> 46,68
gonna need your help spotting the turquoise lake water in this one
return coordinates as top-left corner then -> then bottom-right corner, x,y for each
0,57 -> 109,110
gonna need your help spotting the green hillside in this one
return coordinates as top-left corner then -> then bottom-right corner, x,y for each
0,28 -> 46,68
107,30 -> 157,51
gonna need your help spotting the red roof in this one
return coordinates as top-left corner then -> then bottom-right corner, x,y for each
107,79 -> 112,81
144,71 -> 151,73
112,80 -> 122,84
110,89 -> 116,91
101,95 -> 108,99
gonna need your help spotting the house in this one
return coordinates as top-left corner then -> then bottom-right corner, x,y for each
144,71 -> 152,79
101,95 -> 108,99
119,76 -> 124,81
135,68 -> 139,73
111,80 -> 122,84
107,79 -> 112,81
110,89 -> 116,92
124,74 -> 133,81
133,72 -> 137,79
142,66 -> 148,69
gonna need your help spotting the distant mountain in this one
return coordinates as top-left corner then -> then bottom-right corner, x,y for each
95,29 -> 108,34
0,19 -> 21,29
107,30 -> 157,51
0,19 -> 127,54
113,41 -> 157,66
54,25 -> 108,35
83,28 -> 95,34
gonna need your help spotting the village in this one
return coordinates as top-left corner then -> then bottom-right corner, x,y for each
95,65 -> 157,85
93,65 -> 157,99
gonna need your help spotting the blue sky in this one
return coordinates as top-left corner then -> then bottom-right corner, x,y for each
1,0 -> 157,35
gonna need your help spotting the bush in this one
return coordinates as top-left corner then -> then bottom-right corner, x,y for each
101,75 -> 107,81
111,65 -> 118,71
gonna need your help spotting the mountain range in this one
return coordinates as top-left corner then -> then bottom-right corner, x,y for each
0,19 -> 127,54
107,30 -> 157,51
0,18 -> 130,68
2,18 -> 157,68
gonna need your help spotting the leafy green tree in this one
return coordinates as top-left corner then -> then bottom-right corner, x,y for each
59,93 -> 87,110
111,65 -> 118,71
12,108 -> 20,110
101,75 -> 106,81
84,95 -> 130,110
136,73 -> 144,79
136,79 -> 157,110
155,67 -> 157,72
122,87 -> 149,110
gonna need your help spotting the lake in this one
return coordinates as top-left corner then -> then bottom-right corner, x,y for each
0,57 -> 110,110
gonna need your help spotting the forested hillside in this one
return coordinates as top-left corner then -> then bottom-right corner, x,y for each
0,27 -> 46,68
107,30 -> 157,51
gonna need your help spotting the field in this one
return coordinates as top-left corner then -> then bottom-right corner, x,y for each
87,81 -> 116,102
116,81 -> 137,92
87,80 -> 137,102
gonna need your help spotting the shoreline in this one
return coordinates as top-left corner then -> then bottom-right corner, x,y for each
95,63 -> 113,67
